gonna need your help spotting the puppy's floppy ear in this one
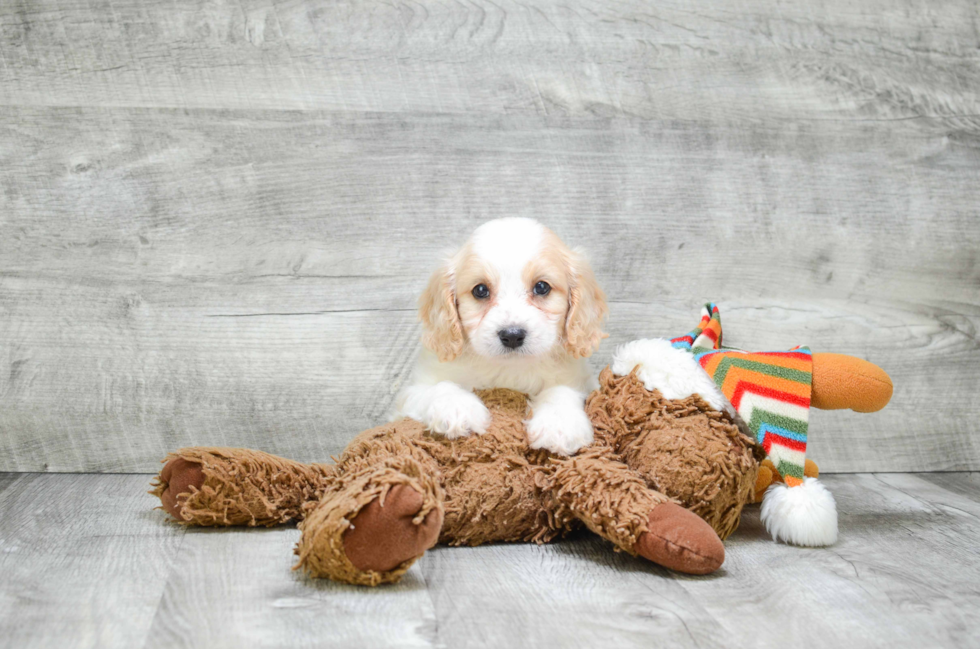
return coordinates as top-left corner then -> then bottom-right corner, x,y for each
563,248 -> 608,358
419,260 -> 464,362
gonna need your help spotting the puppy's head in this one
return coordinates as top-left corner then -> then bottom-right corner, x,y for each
419,218 -> 607,362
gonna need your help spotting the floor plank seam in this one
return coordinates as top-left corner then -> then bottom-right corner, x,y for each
138,515 -> 189,649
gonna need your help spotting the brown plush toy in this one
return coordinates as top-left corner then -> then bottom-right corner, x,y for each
152,329 -> 891,585
153,361 -> 764,585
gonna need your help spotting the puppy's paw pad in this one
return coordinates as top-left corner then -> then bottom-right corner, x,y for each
526,408 -> 593,456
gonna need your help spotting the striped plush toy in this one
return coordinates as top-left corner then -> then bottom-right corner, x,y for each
612,303 -> 893,547
671,304 -> 815,489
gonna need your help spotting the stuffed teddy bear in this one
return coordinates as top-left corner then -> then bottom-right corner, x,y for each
153,374 -> 757,585
152,305 -> 891,585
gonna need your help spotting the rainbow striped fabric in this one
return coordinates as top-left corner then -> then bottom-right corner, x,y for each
671,304 -> 812,487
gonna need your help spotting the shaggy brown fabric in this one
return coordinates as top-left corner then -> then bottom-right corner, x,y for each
418,389 -> 562,546
150,447 -> 336,526
152,368 -> 761,585
588,367 -> 763,539
292,422 -> 446,586
543,448 -> 669,552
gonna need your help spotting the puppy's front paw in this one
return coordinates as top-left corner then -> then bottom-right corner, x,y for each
525,407 -> 594,456
426,387 -> 491,439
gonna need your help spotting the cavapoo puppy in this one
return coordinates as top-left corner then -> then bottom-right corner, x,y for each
394,218 -> 608,455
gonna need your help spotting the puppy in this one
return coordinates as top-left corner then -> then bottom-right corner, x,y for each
393,218 -> 608,455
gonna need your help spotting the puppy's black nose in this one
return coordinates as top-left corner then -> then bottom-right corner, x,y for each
498,327 -> 526,349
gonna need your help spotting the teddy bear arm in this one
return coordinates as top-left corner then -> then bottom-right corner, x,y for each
150,447 -> 336,527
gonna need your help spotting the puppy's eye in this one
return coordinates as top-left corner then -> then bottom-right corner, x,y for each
533,281 -> 551,296
472,284 -> 490,299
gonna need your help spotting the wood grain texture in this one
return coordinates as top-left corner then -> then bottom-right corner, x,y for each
688,472 -> 980,649
144,527 -> 441,649
0,0 -> 978,472
919,471 -> 980,502
0,473 -> 184,649
2,0 -> 979,120
1,472 -> 979,648
419,533 -> 731,648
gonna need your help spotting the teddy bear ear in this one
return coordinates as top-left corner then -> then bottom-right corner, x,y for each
418,261 -> 464,362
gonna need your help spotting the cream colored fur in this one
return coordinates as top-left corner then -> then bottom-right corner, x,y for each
395,218 -> 607,455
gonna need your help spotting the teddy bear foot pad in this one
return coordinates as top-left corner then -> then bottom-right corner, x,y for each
157,457 -> 205,520
343,485 -> 443,572
635,503 -> 725,575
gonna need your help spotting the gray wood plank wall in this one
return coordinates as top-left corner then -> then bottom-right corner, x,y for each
0,0 -> 978,472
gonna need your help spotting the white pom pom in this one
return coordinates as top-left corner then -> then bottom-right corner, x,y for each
760,477 -> 838,547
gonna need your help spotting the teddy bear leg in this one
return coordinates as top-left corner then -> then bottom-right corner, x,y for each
549,452 -> 725,575
635,503 -> 726,575
615,409 -> 760,540
150,447 -> 336,526
294,454 -> 445,586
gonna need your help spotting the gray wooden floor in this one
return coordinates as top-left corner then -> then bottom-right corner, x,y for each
0,472 -> 977,649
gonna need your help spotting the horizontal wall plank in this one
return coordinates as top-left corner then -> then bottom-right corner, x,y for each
144,526 -> 441,649
1,0 -> 978,123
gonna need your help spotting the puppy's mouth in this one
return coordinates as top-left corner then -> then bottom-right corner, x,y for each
492,342 -> 546,359
468,325 -> 552,359
469,341 -> 550,362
